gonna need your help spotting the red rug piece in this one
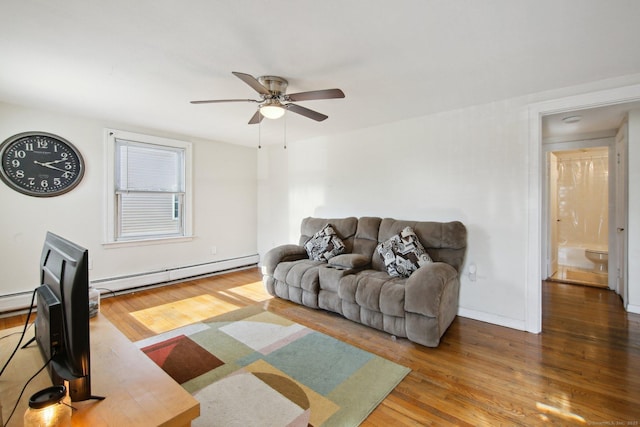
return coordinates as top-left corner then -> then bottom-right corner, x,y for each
141,335 -> 224,384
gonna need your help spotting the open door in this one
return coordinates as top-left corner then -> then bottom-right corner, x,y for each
615,120 -> 629,307
548,152 -> 559,278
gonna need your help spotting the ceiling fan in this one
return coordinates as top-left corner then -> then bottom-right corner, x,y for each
190,71 -> 345,124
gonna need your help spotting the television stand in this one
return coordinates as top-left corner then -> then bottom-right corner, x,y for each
20,336 -> 107,402
20,335 -> 36,348
1,314 -> 199,426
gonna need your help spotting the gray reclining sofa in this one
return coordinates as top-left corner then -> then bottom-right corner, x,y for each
262,217 -> 467,347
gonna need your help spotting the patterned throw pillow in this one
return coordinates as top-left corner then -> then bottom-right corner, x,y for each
304,224 -> 346,262
376,226 -> 432,278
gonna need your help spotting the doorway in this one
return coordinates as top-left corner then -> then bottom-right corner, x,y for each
539,101 -> 635,313
526,86 -> 640,334
545,145 -> 611,288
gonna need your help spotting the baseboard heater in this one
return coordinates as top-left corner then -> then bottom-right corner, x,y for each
0,254 -> 259,314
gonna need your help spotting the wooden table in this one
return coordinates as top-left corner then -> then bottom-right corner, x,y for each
0,313 -> 199,426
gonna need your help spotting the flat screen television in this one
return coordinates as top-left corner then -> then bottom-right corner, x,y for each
33,232 -> 102,401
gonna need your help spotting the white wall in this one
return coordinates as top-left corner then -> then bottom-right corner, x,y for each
258,81 -> 640,329
258,99 -> 531,328
0,102 -> 257,308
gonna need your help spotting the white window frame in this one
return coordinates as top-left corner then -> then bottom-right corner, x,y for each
104,129 -> 193,246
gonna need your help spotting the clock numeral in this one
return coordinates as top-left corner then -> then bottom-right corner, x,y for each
12,159 -> 20,168
16,170 -> 24,179
37,140 -> 49,149
62,171 -> 73,179
14,150 -> 26,159
24,143 -> 34,151
41,180 -> 48,188
54,178 -> 61,186
65,162 -> 72,170
28,177 -> 35,186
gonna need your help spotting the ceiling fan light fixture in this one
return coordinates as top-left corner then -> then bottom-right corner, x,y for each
260,104 -> 286,119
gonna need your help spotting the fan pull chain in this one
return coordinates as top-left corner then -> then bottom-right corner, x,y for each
283,111 -> 287,149
258,112 -> 262,149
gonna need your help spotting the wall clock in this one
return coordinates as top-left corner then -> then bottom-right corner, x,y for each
0,132 -> 85,197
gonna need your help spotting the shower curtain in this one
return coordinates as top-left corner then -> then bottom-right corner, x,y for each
556,153 -> 608,249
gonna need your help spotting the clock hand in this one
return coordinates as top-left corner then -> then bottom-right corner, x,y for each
33,161 -> 75,175
42,158 -> 67,166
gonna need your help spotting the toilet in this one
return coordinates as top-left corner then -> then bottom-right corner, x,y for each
585,248 -> 608,272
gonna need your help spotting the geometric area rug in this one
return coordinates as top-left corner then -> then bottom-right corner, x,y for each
135,305 -> 410,426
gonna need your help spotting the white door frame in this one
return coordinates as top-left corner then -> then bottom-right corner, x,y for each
615,122 -> 629,307
526,83 -> 640,334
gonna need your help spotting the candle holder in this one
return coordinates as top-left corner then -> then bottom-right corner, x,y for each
24,385 -> 71,427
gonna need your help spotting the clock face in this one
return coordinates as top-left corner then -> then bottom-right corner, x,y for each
0,132 -> 85,197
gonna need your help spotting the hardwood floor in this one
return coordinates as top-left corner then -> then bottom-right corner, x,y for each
3,268 -> 639,425
549,264 -> 609,288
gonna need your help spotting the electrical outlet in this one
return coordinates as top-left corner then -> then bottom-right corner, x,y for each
468,263 -> 477,282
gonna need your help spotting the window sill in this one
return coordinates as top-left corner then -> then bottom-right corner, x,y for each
102,235 -> 194,249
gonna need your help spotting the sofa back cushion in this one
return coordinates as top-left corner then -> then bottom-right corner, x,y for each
299,217 -> 467,272
299,217 -> 358,254
352,216 -> 382,259
372,219 -> 467,273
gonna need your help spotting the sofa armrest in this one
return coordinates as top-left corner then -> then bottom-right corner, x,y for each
404,262 -> 459,317
328,254 -> 370,269
261,245 -> 308,276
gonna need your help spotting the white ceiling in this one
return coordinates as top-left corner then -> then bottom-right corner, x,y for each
542,100 -> 640,140
2,0 -> 640,146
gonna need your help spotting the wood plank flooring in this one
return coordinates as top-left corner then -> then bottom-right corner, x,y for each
3,268 -> 639,425
549,264 -> 609,288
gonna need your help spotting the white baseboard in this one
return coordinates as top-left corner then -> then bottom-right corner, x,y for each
627,304 -> 640,314
0,292 -> 37,315
457,307 -> 527,332
0,255 -> 259,314
460,302 -> 639,330
92,255 -> 259,292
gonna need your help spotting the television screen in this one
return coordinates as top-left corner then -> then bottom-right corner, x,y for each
35,232 -> 100,401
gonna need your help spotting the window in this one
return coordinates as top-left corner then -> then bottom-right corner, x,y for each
105,129 -> 192,244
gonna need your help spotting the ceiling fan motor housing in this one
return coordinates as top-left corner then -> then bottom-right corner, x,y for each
258,76 -> 288,99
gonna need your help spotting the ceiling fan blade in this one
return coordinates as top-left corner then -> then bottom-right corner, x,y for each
287,88 -> 345,102
232,71 -> 270,95
190,99 -> 259,104
248,110 -> 264,125
285,103 -> 328,121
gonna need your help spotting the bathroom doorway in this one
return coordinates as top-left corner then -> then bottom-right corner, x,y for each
546,145 -> 610,287
529,90 -> 639,333
541,100 -> 635,295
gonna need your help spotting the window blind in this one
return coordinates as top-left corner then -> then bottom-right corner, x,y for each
116,139 -> 184,191
115,139 -> 185,240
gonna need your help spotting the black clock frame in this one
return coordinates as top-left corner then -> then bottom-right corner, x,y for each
0,131 -> 85,197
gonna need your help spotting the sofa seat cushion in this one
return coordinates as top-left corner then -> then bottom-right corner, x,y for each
339,270 -> 406,317
274,259 -> 324,293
